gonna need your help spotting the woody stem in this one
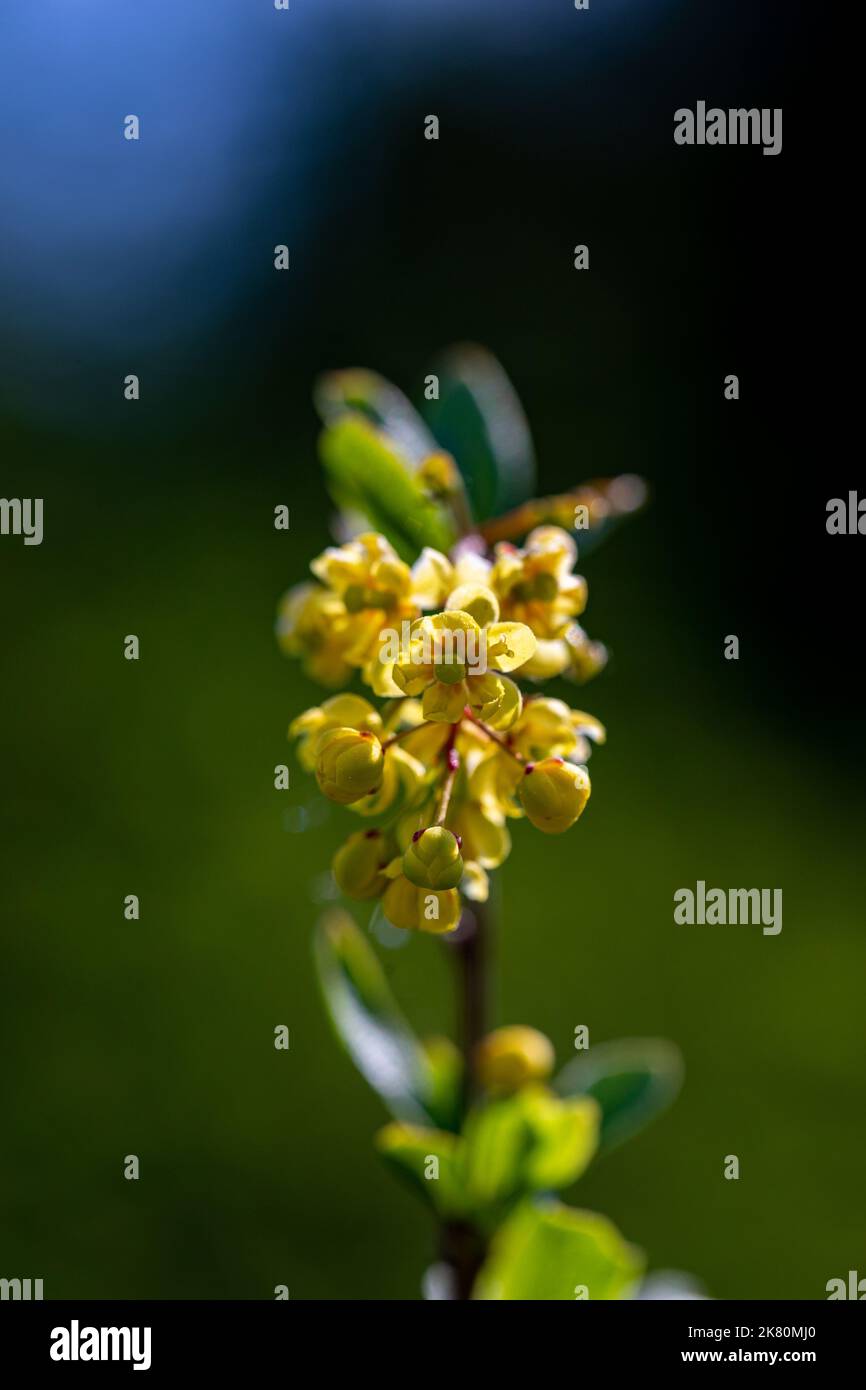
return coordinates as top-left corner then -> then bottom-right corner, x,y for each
434,724 -> 460,824
441,894 -> 492,1299
432,718 -> 491,1298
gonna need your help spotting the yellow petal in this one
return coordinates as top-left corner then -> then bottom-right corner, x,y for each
460,804 -> 511,869
319,693 -> 382,732
382,876 -> 421,930
352,745 -> 426,817
289,705 -> 325,741
428,608 -> 481,638
401,720 -> 452,766
423,679 -> 468,723
485,621 -> 537,672
343,610 -> 391,667
526,525 -> 577,576
446,583 -> 500,628
310,543 -> 365,591
452,548 -> 493,589
460,860 -> 489,902
468,748 -> 523,819
411,548 -> 454,608
490,545 -> 524,589
365,655 -> 404,698
468,673 -> 523,731
418,888 -> 462,934
520,639 -> 571,681
393,653 -> 435,696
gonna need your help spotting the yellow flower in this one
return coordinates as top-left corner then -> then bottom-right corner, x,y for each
518,757 -> 591,834
290,694 -> 430,817
381,859 -> 462,934
311,531 -> 413,606
332,829 -> 391,900
563,622 -> 609,684
313,532 -> 459,692
276,583 -> 356,688
489,527 -> 591,679
283,522 -> 609,935
450,755 -> 514,870
349,744 -> 428,819
290,693 -> 382,772
314,726 -> 384,805
417,451 -> 462,498
465,697 -> 605,823
280,533 -> 456,695
409,546 -> 456,609
475,1026 -> 556,1095
510,697 -> 606,765
389,745 -> 511,905
391,591 -> 536,731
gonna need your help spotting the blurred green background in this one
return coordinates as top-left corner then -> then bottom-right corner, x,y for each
2,0 -> 861,1299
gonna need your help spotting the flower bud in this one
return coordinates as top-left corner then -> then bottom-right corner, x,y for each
475,1025 -> 555,1095
332,830 -> 389,900
402,826 -> 464,890
314,726 -> 384,805
418,451 -> 461,497
518,757 -> 590,834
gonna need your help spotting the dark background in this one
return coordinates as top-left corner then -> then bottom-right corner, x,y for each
2,0 -> 861,1299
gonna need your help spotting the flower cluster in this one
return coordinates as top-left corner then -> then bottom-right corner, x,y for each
283,525 -> 606,934
274,365 -> 681,1301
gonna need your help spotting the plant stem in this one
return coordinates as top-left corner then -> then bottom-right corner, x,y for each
433,723 -> 460,825
432,722 -> 494,1299
456,898 -> 490,1111
434,764 -> 457,825
438,1218 -> 487,1302
476,473 -> 648,544
440,895 -> 493,1298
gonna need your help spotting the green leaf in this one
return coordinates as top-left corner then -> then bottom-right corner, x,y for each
554,1038 -> 684,1152
459,1094 -> 537,1207
458,1087 -> 599,1209
521,1091 -> 600,1191
419,1035 -> 463,1135
423,344 -> 536,522
375,1122 -> 466,1217
314,368 -> 437,466
319,415 -> 455,562
314,910 -> 438,1125
474,1199 -> 644,1301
